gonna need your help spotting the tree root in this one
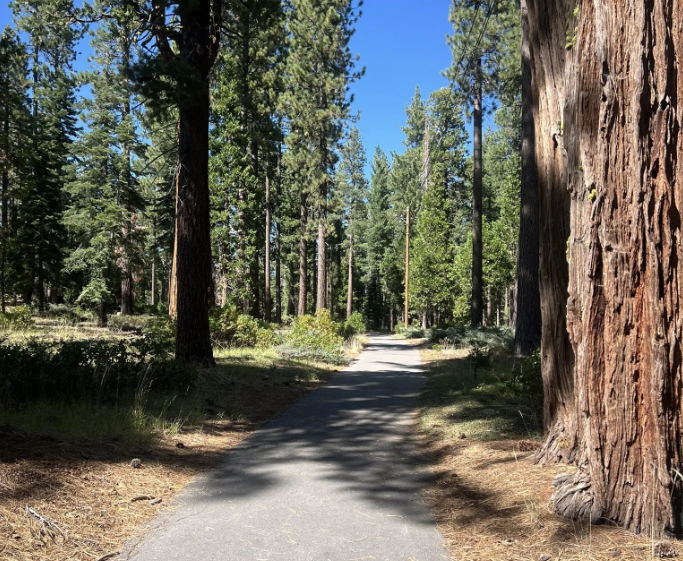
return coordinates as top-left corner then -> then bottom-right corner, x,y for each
551,469 -> 602,524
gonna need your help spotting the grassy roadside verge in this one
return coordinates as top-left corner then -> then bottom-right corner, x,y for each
0,340 -> 358,561
417,337 -> 673,561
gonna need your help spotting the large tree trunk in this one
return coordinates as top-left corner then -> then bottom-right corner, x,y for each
173,1 -> 216,365
1,114 -> 7,313
544,0 -> 683,538
346,229 -> 353,319
471,61 -> 483,327
527,0 -> 577,466
298,192 -> 308,316
513,0 -> 542,356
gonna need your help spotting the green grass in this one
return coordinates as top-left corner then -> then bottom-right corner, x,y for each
419,345 -> 543,442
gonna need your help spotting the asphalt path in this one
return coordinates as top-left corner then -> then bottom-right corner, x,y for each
123,334 -> 449,561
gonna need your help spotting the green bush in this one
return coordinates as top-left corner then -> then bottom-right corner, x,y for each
284,309 -> 344,363
0,305 -> 34,331
0,338 -> 195,406
341,311 -> 366,339
503,350 -> 543,404
209,305 -> 276,348
394,323 -> 405,335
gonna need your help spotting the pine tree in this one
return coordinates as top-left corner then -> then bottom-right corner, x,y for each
64,3 -> 145,325
280,0 -> 363,313
446,0 -> 520,326
337,127 -> 368,319
0,28 -> 31,312
12,0 -> 80,311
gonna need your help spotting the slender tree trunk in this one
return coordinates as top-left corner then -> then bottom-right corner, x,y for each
346,229 -> 353,319
264,167 -> 271,322
389,306 -> 394,332
287,262 -> 296,317
527,0 -> 577,465
1,114 -> 7,313
404,206 -> 410,328
250,253 -> 260,318
486,286 -> 492,326
316,186 -> 327,311
298,192 -> 308,316
151,253 -> 156,307
168,120 -> 180,320
275,141 -> 282,323
121,274 -> 133,315
471,59 -> 483,327
514,0 -> 542,356
421,311 -> 426,330
98,301 -> 107,328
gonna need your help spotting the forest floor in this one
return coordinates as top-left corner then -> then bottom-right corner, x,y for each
0,322 -> 353,561
418,343 -> 679,561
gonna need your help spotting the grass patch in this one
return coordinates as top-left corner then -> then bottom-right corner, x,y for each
418,334 -> 670,561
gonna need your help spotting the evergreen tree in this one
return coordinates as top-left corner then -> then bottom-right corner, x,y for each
12,0 -> 80,310
0,28 -> 31,312
280,0 -> 363,312
446,0 -> 520,326
336,127 -> 368,319
64,3 -> 145,325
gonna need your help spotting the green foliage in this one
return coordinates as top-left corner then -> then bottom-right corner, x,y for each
283,309 -> 344,363
0,338 -> 195,406
0,305 -> 34,330
209,304 -> 276,348
342,311 -> 366,339
504,350 -> 543,405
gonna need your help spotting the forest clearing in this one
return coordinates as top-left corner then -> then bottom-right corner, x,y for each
2,0 -> 683,559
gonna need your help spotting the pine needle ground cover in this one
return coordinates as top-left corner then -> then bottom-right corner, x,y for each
0,325 -> 346,561
418,342 -> 678,561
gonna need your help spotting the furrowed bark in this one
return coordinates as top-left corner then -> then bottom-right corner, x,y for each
552,0 -> 683,537
298,191 -> 308,316
514,0 -> 542,356
527,0 -> 577,466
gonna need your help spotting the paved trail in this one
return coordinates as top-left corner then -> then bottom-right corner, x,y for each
124,334 -> 449,561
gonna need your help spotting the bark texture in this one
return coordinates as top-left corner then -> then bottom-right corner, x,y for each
514,0 -> 542,356
298,192 -> 307,316
346,230 -> 353,319
527,0 -> 577,465
471,62 -> 483,327
550,0 -> 683,537
172,0 -> 217,365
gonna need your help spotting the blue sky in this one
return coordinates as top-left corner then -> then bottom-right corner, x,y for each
1,1 -> 459,167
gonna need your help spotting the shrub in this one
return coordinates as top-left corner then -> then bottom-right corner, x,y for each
284,309 -> 344,363
209,303 -> 240,342
0,305 -> 34,331
341,311 -> 366,339
0,338 -> 195,406
394,323 -> 405,335
43,304 -> 90,326
503,349 -> 543,404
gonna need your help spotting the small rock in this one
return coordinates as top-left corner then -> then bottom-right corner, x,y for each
130,458 -> 142,469
176,442 -> 185,449
611,549 -> 621,558
459,433 -> 467,439
540,555 -> 551,561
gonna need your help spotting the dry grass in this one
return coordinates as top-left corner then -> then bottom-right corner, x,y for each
419,347 -> 677,561
0,345 -> 340,561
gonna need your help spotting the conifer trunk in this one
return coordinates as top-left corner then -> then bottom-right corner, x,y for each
471,59 -> 483,327
1,115 -> 7,313
404,206 -> 410,328
172,0 -> 216,365
514,0 -> 542,356
264,167 -> 271,323
346,229 -> 353,319
275,142 -> 282,323
316,189 -> 327,311
543,0 -> 683,537
527,0 -> 577,465
298,192 -> 308,316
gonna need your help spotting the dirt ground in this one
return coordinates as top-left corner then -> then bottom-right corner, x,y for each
0,370 -> 335,561
419,348 -> 678,561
